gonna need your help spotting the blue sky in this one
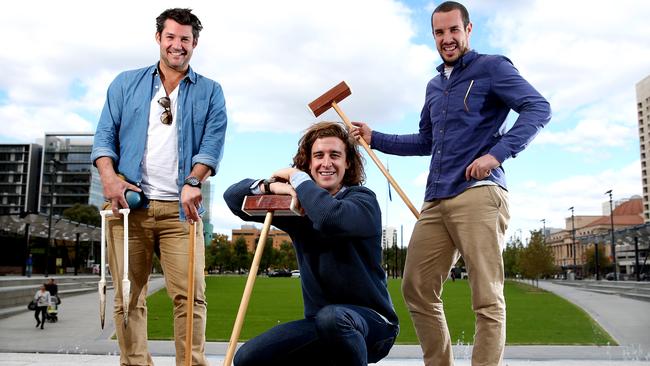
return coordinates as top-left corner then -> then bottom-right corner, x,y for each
1,0 -> 648,245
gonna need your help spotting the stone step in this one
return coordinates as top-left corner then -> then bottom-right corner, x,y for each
619,292 -> 650,302
0,284 -> 114,320
0,280 -> 113,309
0,275 -> 103,288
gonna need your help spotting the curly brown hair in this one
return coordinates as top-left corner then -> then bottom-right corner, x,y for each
292,122 -> 365,186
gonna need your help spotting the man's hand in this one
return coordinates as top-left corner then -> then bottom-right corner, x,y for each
96,157 -> 140,217
350,121 -> 372,145
272,167 -> 301,183
181,185 -> 202,223
267,172 -> 304,215
465,154 -> 500,181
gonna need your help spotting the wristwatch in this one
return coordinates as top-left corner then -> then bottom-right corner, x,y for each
184,176 -> 202,188
262,177 -> 288,194
263,178 -> 273,194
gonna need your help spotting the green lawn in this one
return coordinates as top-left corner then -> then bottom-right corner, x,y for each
146,277 -> 614,345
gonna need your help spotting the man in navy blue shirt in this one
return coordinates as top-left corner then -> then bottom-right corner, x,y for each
224,122 -> 398,366
353,2 -> 551,365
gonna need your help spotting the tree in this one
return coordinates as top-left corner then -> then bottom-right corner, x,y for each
518,230 -> 555,286
62,204 -> 101,227
233,236 -> 251,274
277,241 -> 297,270
583,245 -> 610,278
260,238 -> 278,273
503,237 -> 523,278
205,234 -> 231,274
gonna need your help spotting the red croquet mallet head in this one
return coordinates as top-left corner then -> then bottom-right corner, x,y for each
242,195 -> 303,217
308,81 -> 351,117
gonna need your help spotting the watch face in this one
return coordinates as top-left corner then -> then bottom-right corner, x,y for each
185,177 -> 200,187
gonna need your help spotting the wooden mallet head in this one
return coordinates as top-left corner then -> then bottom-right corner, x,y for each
308,81 -> 351,117
242,195 -> 303,217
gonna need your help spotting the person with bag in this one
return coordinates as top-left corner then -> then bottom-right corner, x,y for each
33,284 -> 50,330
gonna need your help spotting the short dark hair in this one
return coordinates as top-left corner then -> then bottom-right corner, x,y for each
292,122 -> 366,186
156,8 -> 203,40
431,1 -> 470,30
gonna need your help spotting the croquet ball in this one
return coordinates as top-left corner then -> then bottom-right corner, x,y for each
125,190 -> 144,209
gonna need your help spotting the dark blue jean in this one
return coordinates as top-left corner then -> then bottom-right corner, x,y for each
234,304 -> 399,366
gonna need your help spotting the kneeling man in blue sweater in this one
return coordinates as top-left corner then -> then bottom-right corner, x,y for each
224,121 -> 399,366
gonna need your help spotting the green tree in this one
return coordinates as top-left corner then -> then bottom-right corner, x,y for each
260,238 -> 278,273
62,204 -> 101,227
583,244 -> 610,278
205,234 -> 232,273
233,236 -> 250,274
277,241 -> 297,270
518,230 -> 555,286
503,237 -> 523,278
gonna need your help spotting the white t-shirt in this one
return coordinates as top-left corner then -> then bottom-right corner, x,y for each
141,84 -> 180,200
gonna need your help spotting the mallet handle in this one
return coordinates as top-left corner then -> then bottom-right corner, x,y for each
184,221 -> 197,366
223,211 -> 274,366
331,101 -> 421,219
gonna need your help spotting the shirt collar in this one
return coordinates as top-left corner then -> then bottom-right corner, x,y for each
436,49 -> 477,74
334,185 -> 348,197
151,62 -> 196,84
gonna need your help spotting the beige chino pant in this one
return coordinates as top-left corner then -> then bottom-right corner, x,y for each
402,185 -> 510,366
106,200 -> 208,366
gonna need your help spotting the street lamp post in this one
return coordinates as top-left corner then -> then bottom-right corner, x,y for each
45,159 -> 61,277
540,219 -> 546,244
594,238 -> 600,281
605,190 -> 617,281
569,207 -> 576,276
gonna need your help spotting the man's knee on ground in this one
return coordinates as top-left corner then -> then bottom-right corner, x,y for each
314,305 -> 363,342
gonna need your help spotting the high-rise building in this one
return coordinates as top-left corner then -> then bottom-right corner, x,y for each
636,75 -> 650,222
382,226 -> 397,250
0,144 -> 42,215
39,133 -> 96,216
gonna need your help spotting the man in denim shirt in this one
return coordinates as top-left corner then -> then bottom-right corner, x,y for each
91,8 -> 227,366
353,2 -> 550,365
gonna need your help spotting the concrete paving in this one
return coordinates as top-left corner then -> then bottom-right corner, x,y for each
0,277 -> 649,365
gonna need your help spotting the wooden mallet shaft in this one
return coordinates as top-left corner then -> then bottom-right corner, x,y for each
223,195 -> 301,366
309,81 -> 421,219
184,221 -> 196,366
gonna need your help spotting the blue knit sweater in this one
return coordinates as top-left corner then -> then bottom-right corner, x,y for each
224,178 -> 399,326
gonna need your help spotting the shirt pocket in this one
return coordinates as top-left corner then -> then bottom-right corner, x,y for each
192,102 -> 208,128
456,78 -> 490,114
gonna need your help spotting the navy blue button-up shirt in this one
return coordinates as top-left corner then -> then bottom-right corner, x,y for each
372,50 -> 551,201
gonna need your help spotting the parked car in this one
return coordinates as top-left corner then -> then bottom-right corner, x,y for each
291,270 -> 300,278
268,269 -> 292,277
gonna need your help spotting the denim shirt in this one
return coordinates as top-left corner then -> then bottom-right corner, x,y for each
371,50 -> 551,201
91,64 -> 228,218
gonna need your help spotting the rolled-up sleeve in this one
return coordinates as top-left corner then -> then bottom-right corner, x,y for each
192,82 -> 227,176
91,76 -> 123,165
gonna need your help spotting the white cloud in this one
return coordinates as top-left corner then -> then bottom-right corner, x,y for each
0,105 -> 94,141
1,0 -> 437,142
536,117 -> 636,153
483,0 -> 650,153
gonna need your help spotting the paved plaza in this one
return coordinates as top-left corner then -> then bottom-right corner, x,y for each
1,276 -> 648,365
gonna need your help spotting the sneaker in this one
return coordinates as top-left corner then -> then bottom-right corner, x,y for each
35,321 -> 40,328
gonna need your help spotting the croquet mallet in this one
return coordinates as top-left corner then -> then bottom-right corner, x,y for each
184,220 -> 197,366
223,194 -> 302,366
308,81 -> 420,219
98,208 -> 131,329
